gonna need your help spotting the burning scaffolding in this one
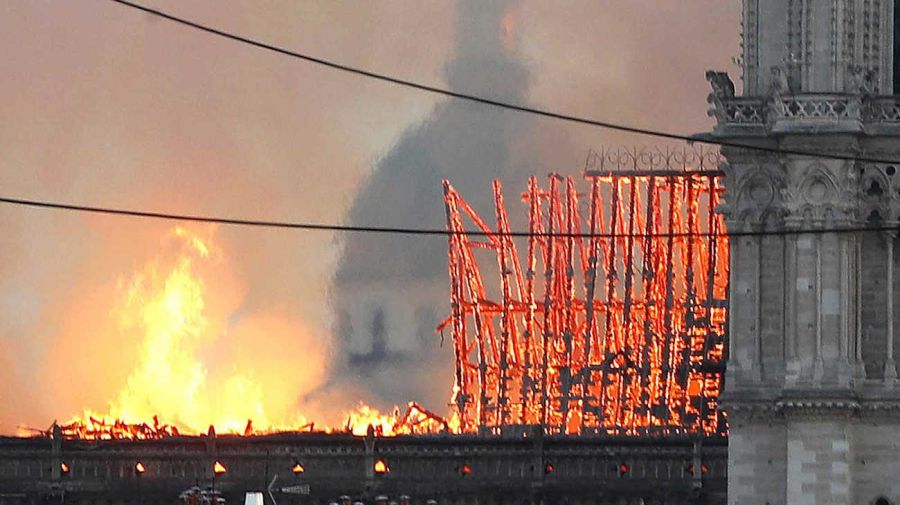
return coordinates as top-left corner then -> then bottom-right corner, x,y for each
440,148 -> 729,436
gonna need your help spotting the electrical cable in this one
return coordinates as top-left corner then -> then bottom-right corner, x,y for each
108,0 -> 900,166
0,194 -> 895,239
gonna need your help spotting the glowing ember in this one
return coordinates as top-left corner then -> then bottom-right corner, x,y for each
374,459 -> 390,474
342,402 -> 450,436
135,462 -> 146,474
213,461 -> 227,475
441,172 -> 729,436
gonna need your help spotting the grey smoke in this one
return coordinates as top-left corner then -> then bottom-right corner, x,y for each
330,0 -> 578,410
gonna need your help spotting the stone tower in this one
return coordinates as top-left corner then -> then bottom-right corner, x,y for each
707,1 -> 900,504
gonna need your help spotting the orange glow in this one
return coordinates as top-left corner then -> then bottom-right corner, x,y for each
500,6 -> 518,50
135,462 -> 146,474
60,462 -> 70,475
213,461 -> 227,475
345,404 -> 397,436
342,402 -> 449,437
60,227 -> 287,435
49,227 -> 452,440
459,464 -> 472,475
441,173 -> 729,437
374,459 -> 389,474
291,462 -> 305,475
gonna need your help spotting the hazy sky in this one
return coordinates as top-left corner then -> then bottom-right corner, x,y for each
0,0 -> 740,433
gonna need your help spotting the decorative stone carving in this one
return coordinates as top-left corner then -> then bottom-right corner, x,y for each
782,162 -> 855,225
854,163 -> 900,223
867,97 -> 900,122
706,70 -> 735,123
719,162 -> 787,227
712,93 -> 900,128
584,146 -> 723,173
846,65 -> 876,98
767,65 -> 792,99
772,94 -> 858,121
706,70 -> 735,99
716,2 -> 900,503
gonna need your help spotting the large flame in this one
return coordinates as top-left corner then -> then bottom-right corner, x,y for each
108,227 -> 277,432
50,226 -> 451,440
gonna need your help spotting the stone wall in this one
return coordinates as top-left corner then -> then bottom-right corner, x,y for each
726,413 -> 787,505
0,433 -> 727,505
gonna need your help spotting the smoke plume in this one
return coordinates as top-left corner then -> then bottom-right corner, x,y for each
331,0 -> 580,410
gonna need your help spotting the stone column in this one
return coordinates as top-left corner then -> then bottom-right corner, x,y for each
51,423 -> 62,481
886,232 -> 898,382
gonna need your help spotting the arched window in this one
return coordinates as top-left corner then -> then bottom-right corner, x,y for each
874,496 -> 891,505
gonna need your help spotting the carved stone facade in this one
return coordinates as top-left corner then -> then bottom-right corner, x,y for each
742,0 -> 892,95
709,1 -> 900,504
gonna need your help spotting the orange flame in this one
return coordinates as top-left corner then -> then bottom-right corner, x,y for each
342,402 -> 450,437
49,226 -> 453,440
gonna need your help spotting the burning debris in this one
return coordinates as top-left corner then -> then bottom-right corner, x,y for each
441,162 -> 729,436
52,414 -> 181,440
35,401 -> 450,440
343,402 -> 451,436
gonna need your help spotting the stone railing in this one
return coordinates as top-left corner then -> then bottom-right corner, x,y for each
773,94 -> 859,120
709,96 -> 765,125
711,93 -> 900,131
866,96 -> 900,123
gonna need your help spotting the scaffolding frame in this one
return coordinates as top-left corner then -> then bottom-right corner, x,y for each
441,165 -> 728,437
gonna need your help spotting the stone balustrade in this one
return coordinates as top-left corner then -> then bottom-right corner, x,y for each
709,93 -> 900,134
0,431 -> 726,505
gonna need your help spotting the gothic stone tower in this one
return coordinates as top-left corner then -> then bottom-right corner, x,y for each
707,1 -> 900,504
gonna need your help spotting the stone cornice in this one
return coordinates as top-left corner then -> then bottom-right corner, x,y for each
721,394 -> 900,422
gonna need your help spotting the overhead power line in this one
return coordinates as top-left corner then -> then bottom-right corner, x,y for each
108,0 -> 900,166
0,194 -> 896,239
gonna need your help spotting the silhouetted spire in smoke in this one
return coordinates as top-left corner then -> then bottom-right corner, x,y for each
445,0 -> 528,100
330,0 -> 566,409
336,0 -> 527,286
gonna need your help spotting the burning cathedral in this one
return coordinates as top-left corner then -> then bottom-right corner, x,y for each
4,0 -> 900,504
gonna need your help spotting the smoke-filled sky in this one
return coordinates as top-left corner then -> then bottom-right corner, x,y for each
0,0 -> 739,434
